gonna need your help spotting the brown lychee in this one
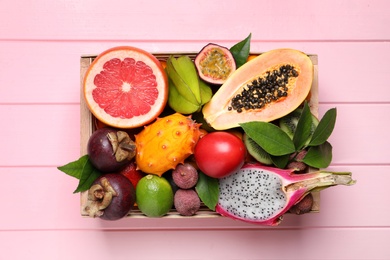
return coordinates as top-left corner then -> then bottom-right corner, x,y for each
286,161 -> 307,172
174,189 -> 200,216
287,150 -> 308,172
295,149 -> 308,161
172,163 -> 199,189
289,193 -> 314,215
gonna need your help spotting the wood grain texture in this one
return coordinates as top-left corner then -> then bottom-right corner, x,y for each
1,228 -> 389,259
0,0 -> 389,41
0,165 -> 386,229
1,41 -> 389,104
1,0 -> 389,259
0,104 -> 388,166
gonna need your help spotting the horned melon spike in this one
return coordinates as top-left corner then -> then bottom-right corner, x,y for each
135,113 -> 201,176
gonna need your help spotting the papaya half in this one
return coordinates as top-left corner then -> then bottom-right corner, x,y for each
202,48 -> 313,130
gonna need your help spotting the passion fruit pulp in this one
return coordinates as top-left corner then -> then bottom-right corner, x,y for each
194,43 -> 236,85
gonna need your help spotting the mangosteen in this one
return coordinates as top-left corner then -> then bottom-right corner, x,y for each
84,173 -> 136,221
87,128 -> 136,172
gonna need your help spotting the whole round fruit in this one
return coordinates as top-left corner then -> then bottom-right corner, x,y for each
172,163 -> 199,189
174,189 -> 201,216
84,173 -> 136,221
136,175 -> 174,217
84,46 -> 168,129
87,128 -> 135,172
194,131 -> 246,178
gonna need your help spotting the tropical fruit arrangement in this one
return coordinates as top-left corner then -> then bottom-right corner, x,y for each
58,34 -> 356,226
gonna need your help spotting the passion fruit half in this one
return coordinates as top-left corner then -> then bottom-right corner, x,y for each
194,43 -> 236,85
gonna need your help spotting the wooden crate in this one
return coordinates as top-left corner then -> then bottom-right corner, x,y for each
79,52 -> 319,218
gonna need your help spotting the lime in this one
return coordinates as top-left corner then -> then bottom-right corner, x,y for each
136,174 -> 174,217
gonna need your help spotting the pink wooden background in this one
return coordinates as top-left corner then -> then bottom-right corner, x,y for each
1,0 -> 389,259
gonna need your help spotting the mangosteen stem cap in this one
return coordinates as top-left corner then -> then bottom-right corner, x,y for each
84,178 -> 117,218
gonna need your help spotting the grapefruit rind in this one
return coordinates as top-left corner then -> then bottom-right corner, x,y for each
83,46 -> 168,129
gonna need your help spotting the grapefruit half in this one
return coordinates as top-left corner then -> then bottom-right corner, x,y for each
84,46 -> 168,129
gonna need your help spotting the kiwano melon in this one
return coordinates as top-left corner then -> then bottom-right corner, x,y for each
202,48 -> 314,130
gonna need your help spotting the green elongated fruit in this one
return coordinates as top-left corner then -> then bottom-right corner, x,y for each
166,58 -> 199,105
199,79 -> 213,105
166,55 -> 213,114
174,56 -> 202,103
168,78 -> 201,114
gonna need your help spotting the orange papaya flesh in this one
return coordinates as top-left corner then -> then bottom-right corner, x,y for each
202,49 -> 313,130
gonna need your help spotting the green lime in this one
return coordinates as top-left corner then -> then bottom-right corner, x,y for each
136,174 -> 174,217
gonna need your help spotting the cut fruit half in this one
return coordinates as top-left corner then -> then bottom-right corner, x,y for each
202,48 -> 314,130
84,46 -> 168,129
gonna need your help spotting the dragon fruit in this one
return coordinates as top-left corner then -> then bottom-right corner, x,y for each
216,163 -> 356,226
135,113 -> 201,176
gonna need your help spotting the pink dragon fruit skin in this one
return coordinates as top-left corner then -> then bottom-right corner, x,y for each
216,163 -> 356,226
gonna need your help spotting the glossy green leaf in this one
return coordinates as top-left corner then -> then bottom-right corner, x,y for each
302,141 -> 333,168
309,108 -> 337,146
271,154 -> 290,169
195,172 -> 219,211
57,155 -> 102,193
293,102 -> 313,150
240,121 -> 296,156
230,33 -> 252,68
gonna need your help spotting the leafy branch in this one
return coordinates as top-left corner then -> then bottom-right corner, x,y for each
240,101 -> 337,169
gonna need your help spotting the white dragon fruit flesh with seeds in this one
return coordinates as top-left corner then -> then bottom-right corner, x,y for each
216,163 -> 356,226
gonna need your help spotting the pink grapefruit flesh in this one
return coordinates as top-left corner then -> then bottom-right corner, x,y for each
84,46 -> 168,129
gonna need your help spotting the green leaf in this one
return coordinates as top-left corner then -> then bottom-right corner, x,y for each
309,108 -> 337,146
57,155 -> 102,193
195,172 -> 219,211
293,102 -> 313,150
302,141 -> 333,168
240,121 -> 296,156
271,154 -> 290,169
230,33 -> 252,68
57,155 -> 88,179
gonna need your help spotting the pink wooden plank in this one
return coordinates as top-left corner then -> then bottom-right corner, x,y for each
0,104 -> 80,166
318,103 -> 390,165
1,228 -> 389,259
0,165 -> 386,230
1,41 -> 389,104
1,103 -> 388,166
0,1 -> 387,259
0,0 -> 388,41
